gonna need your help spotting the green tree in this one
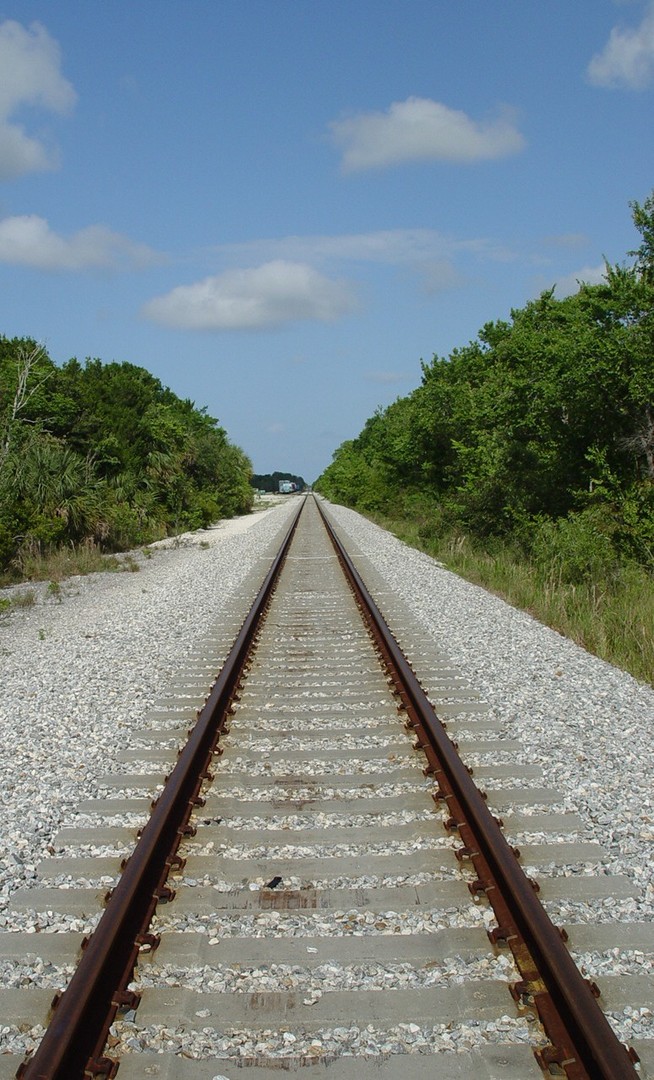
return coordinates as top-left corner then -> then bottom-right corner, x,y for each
0,340 -> 253,572
317,191 -> 654,568
629,191 -> 654,284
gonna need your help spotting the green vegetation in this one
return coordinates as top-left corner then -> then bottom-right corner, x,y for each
252,471 -> 306,492
46,580 -> 62,601
10,589 -> 36,609
0,343 -> 253,582
316,193 -> 654,684
13,538 -> 123,584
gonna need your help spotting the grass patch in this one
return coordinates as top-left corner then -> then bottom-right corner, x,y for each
120,554 -> 140,572
373,512 -> 654,686
0,588 -> 37,616
10,588 -> 37,609
2,539 -> 121,586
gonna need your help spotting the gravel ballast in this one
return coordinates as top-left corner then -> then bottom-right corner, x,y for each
0,494 -> 652,1064
0,498 -> 299,932
323,501 -> 654,906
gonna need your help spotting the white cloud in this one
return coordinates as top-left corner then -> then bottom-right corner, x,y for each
143,260 -> 358,330
419,260 -> 466,293
208,229 -> 514,296
329,96 -> 525,172
553,263 -> 607,298
0,20 -> 76,179
214,229 -> 458,267
0,214 -> 160,270
543,233 -> 589,250
587,2 -> 654,88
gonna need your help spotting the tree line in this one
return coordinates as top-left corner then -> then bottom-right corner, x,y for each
0,342 -> 253,574
252,472 -> 306,493
316,194 -> 654,586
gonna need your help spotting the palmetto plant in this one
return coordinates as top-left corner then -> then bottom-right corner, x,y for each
8,432 -> 103,540
1,337 -> 253,572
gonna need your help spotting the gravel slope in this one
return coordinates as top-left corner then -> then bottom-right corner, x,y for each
0,498 -> 298,928
0,494 -> 652,1057
325,501 -> 654,903
324,500 -> 654,1052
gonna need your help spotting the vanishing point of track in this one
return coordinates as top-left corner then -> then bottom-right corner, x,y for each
10,495 -> 643,1078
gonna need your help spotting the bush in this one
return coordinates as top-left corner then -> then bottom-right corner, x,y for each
528,508 -> 621,585
0,522 -> 16,566
190,491 -> 222,529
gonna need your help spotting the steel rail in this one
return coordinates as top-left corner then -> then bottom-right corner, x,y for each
17,496 -> 306,1080
316,496 -> 638,1080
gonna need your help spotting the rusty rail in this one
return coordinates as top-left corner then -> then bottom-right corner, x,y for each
18,497 -> 305,1080
316,497 -> 638,1080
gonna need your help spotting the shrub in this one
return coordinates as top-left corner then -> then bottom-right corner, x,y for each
529,508 -> 621,586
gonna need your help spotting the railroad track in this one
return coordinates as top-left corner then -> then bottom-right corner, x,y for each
1,494 -> 650,1078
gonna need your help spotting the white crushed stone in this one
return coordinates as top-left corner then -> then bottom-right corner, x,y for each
232,715 -> 394,731
212,757 -> 422,777
185,836 -> 455,860
178,871 -> 464,890
0,909 -> 101,934
543,896 -> 647,924
324,502 -> 654,914
573,951 -> 654,977
209,781 -> 431,801
197,808 -> 437,830
64,803 -> 438,833
2,494 -> 653,1062
134,951 -> 520,993
0,1024 -> 46,1058
70,811 -> 150,828
0,958 -> 76,988
225,733 -> 403,751
110,1015 -> 545,1062
152,903 -> 493,937
0,498 -> 299,935
1,1014 -> 549,1063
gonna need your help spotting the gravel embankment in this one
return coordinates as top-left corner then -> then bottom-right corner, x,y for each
326,502 -> 654,907
0,495 -> 652,1056
0,498 -> 298,930
325,500 -> 654,1052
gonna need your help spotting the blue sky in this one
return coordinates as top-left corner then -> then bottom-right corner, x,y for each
0,1 -> 653,482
